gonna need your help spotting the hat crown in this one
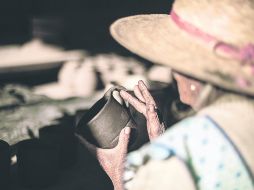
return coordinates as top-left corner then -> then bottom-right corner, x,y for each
174,0 -> 254,45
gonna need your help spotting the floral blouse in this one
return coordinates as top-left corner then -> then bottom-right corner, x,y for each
124,116 -> 254,190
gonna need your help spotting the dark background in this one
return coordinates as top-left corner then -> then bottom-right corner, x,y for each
0,0 -> 172,53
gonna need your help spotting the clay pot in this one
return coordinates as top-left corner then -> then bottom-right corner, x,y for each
0,140 -> 11,188
17,139 -> 58,188
76,86 -> 139,150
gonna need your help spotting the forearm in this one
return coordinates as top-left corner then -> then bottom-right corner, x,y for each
113,181 -> 124,190
109,168 -> 124,190
112,173 -> 124,190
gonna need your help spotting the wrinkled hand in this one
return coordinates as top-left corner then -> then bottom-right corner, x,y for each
120,80 -> 165,140
76,80 -> 165,190
76,127 -> 131,190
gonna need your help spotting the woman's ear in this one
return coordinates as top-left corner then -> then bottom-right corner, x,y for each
173,72 -> 204,107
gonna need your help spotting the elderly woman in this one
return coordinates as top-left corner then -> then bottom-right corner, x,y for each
81,0 -> 254,189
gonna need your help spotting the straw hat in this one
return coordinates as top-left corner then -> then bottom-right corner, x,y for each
110,0 -> 254,96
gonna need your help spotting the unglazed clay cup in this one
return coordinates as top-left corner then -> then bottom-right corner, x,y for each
76,86 -> 139,150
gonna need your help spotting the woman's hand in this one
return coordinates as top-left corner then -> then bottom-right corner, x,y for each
76,80 -> 164,190
120,80 -> 165,140
76,127 -> 131,190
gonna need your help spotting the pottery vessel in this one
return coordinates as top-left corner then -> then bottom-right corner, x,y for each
76,86 -> 139,150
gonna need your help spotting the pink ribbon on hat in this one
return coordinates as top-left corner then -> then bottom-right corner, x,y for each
170,10 -> 254,64
170,10 -> 254,88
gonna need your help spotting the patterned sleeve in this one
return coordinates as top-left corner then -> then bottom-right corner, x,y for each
123,116 -> 253,190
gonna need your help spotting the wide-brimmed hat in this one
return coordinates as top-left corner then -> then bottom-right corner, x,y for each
110,0 -> 254,96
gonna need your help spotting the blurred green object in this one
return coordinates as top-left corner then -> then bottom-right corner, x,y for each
0,84 -> 96,145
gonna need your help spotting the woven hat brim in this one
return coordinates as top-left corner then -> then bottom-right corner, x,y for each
110,14 -> 254,96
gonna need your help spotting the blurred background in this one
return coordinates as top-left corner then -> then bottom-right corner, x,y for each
0,0 -> 173,86
0,0 -> 171,52
0,1 -> 190,190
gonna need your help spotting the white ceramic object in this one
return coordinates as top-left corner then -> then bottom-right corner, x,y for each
58,61 -> 80,90
74,60 -> 97,97
120,74 -> 149,90
34,82 -> 73,99
147,65 -> 173,83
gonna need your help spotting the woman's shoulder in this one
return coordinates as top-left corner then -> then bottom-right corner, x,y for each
153,115 -> 254,189
197,93 -> 254,178
127,115 -> 254,190
198,93 -> 254,122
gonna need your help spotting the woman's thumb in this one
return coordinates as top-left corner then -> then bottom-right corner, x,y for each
117,127 -> 131,151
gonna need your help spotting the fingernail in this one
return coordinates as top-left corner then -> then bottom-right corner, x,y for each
138,80 -> 144,87
124,127 -> 131,135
